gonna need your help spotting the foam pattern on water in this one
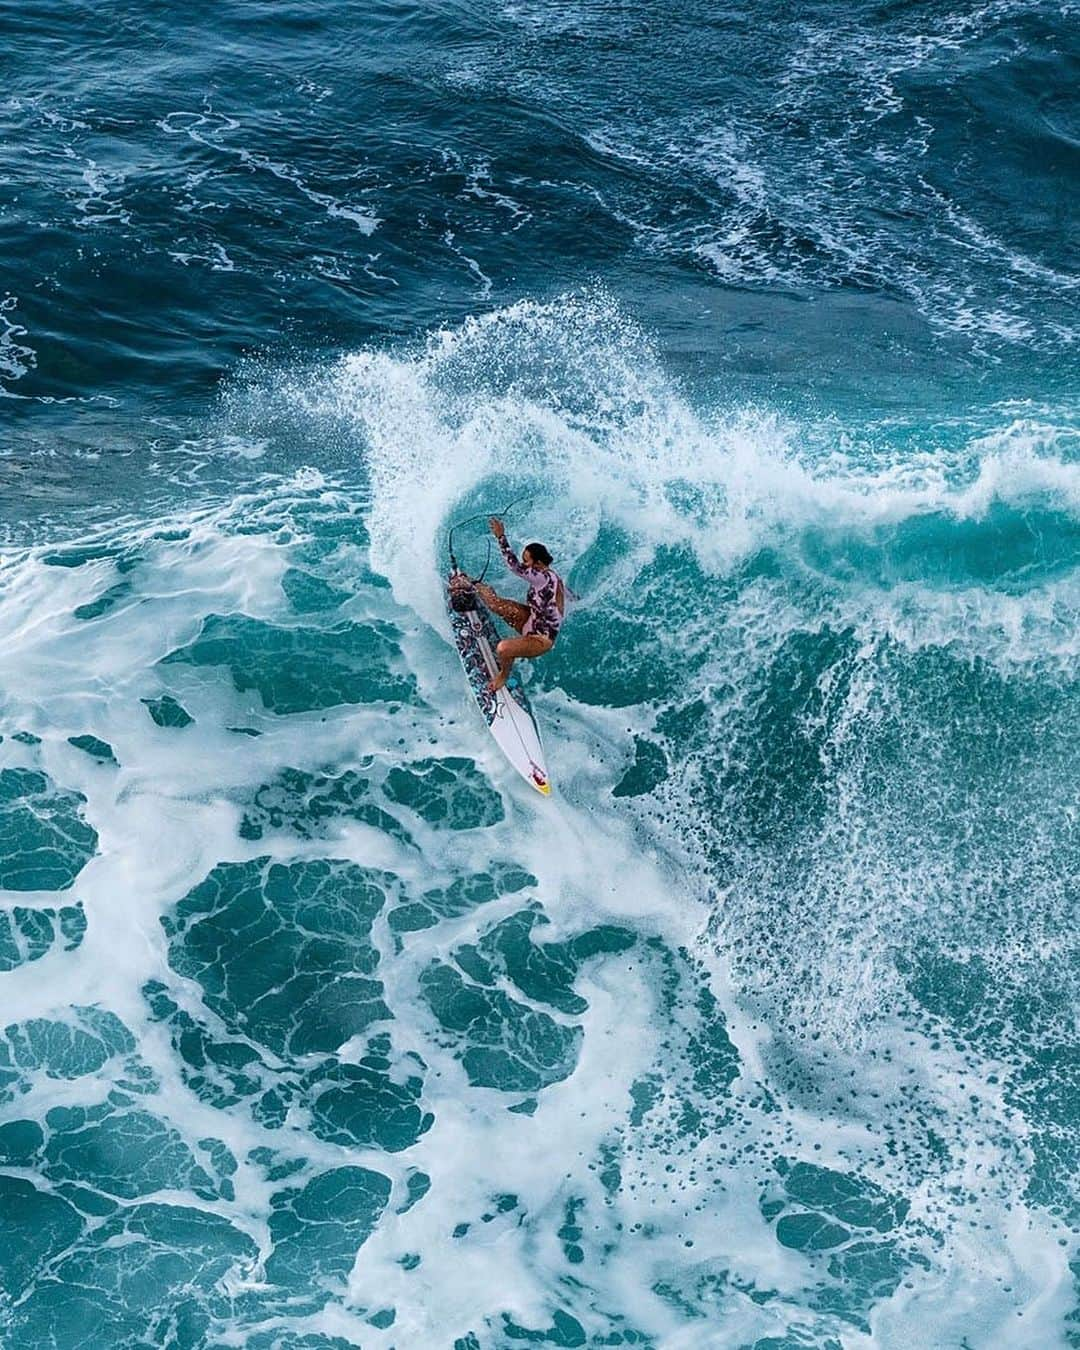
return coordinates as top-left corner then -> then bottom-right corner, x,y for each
0,901 -> 85,971
0,767 -> 98,892
0,307 -> 1076,1346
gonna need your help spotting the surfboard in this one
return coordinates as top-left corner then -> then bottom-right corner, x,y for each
447,571 -> 551,796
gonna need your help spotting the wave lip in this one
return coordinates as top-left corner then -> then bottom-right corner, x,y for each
288,296 -> 1080,631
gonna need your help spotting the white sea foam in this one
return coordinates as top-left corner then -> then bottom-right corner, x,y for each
2,301 -> 1076,1343
0,293 -> 36,388
572,0 -> 1080,351
158,107 -> 380,236
1,472 -> 1072,1346
301,294 -> 1080,664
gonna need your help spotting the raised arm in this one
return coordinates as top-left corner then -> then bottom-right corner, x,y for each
489,517 -> 528,577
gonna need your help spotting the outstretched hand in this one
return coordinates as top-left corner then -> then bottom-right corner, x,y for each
488,516 -> 505,538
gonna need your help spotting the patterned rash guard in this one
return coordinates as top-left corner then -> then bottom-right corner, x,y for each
498,535 -> 564,641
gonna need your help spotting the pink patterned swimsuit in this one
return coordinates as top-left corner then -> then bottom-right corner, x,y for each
498,536 -> 564,642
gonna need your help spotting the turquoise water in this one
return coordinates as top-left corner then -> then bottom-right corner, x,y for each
1,1 -> 1078,1346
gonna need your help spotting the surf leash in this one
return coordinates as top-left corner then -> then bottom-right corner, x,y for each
447,494 -> 531,577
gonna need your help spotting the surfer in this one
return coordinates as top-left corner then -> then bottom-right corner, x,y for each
475,516 -> 565,692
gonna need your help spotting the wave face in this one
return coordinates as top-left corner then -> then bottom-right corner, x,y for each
1,1 -> 1078,1348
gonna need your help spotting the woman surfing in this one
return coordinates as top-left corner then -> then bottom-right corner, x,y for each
474,516 -> 565,692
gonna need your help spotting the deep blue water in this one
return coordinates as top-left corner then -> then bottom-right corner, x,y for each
0,1 -> 1078,1346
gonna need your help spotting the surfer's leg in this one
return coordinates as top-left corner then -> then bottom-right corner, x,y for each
489,634 -> 553,692
475,583 -> 530,633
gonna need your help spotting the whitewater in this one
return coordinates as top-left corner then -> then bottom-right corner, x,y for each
0,298 -> 1075,1348
1,0 -> 1078,1346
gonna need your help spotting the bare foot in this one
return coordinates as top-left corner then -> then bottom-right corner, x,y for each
488,671 -> 508,693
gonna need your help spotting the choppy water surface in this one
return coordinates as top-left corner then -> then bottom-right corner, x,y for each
1,1 -> 1077,1346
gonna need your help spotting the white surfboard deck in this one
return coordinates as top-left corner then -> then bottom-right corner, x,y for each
447,573 -> 552,797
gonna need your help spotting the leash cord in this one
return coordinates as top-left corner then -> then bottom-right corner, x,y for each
447,494 -> 531,578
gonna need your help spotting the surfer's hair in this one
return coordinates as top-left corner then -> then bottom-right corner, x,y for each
524,542 -> 553,566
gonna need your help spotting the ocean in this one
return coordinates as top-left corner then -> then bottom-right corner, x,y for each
0,0 -> 1077,1346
